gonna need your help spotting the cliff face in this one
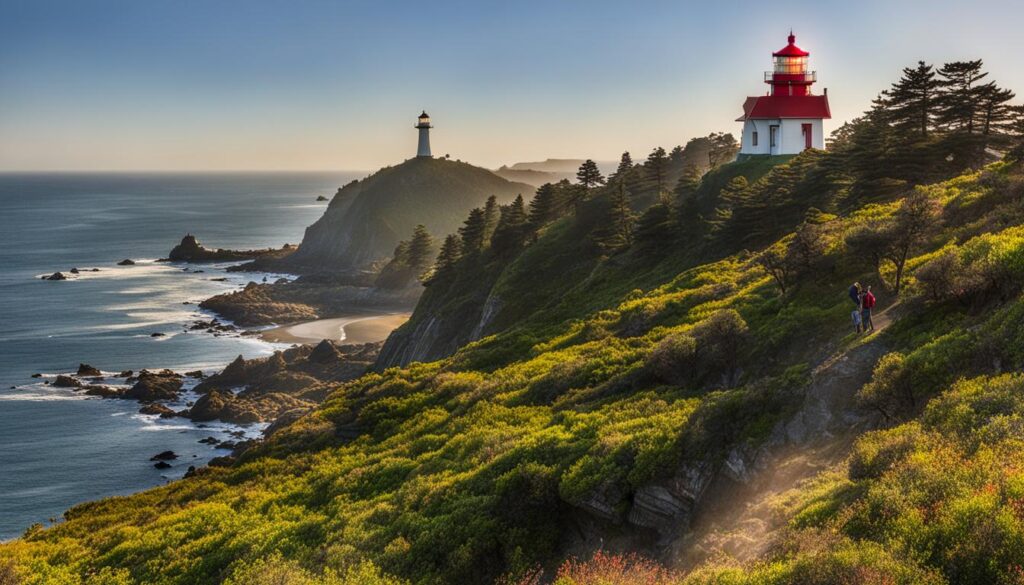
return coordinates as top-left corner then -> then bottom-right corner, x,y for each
286,157 -> 533,271
375,286 -> 499,368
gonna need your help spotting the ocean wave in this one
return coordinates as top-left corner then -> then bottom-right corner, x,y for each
0,390 -> 87,402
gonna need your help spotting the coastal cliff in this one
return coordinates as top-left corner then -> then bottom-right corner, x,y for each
281,157 -> 533,271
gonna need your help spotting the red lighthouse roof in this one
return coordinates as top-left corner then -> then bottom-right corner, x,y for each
736,95 -> 831,121
773,32 -> 810,57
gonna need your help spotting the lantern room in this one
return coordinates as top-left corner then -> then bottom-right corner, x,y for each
767,32 -> 816,96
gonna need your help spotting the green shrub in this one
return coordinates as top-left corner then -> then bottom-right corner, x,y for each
645,333 -> 697,385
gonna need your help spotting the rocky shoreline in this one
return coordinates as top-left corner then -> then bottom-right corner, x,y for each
157,233 -> 421,328
28,233 -> 417,474
25,340 -> 380,467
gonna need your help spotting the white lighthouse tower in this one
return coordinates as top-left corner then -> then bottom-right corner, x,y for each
415,111 -> 432,158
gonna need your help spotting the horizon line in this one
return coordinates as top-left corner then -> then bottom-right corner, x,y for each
0,168 -> 375,174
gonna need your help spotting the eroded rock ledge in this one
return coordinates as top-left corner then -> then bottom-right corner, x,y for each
165,234 -> 295,263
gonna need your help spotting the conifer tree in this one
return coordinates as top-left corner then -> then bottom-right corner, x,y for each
491,195 -> 530,257
405,224 -> 435,273
429,234 -> 462,283
936,60 -> 988,133
390,239 -> 411,265
482,195 -> 500,244
609,151 -> 633,182
977,83 -> 1017,136
707,133 -> 740,167
563,180 -> 589,215
527,182 -> 566,234
673,165 -> 702,208
669,145 -> 685,162
634,201 -> 674,257
576,159 -> 605,189
712,175 -> 750,227
459,207 -> 488,254
646,147 -> 669,195
593,181 -> 635,252
875,61 -> 939,137
675,165 -> 705,239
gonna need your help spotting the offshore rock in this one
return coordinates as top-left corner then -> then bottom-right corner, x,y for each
77,364 -> 102,377
124,370 -> 183,402
53,375 -> 80,388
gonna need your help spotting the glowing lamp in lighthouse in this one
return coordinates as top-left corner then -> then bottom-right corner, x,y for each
415,111 -> 433,158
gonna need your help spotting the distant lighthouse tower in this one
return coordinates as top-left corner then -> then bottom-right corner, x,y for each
737,32 -> 831,156
415,111 -> 433,158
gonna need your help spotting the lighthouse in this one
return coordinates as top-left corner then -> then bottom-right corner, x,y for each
737,32 -> 831,156
415,111 -> 433,158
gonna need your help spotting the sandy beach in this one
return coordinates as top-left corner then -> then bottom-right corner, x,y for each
260,313 -> 410,345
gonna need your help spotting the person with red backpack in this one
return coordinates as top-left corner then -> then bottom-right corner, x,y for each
861,285 -> 876,333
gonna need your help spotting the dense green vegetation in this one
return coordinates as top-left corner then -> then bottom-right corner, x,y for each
2,60 -> 1024,585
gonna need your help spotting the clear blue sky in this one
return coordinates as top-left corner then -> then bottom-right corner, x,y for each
1,0 -> 1022,171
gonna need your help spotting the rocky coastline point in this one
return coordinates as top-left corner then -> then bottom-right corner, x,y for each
164,234 -> 295,263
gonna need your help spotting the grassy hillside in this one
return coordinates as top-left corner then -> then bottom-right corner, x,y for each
6,157 -> 1023,584
285,157 -> 534,271
3,54 -> 1024,583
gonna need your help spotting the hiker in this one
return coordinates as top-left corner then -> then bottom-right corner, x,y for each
862,285 -> 876,333
851,296 -> 863,333
849,282 -> 863,334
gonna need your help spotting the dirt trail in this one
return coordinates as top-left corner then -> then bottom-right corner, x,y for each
672,303 -> 897,571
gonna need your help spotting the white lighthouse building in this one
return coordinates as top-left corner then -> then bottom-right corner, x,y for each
737,33 -> 831,156
415,111 -> 432,158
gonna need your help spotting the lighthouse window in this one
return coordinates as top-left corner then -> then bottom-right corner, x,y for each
752,131 -> 758,146
773,56 -> 807,74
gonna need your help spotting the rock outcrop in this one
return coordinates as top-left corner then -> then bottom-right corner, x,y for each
77,364 -> 102,377
123,370 -> 183,402
53,375 -> 80,388
166,234 -> 294,263
376,289 -> 500,369
199,278 -> 418,327
188,389 -> 310,424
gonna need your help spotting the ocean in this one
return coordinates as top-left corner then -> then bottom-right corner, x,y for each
0,171 -> 363,540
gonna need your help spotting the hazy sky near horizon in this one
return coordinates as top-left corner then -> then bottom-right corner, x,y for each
2,0 -> 1023,171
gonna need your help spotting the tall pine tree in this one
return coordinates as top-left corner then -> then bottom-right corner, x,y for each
875,61 -> 939,137
428,234 -> 462,285
674,165 -> 705,240
405,224 -> 435,273
576,159 -> 605,189
459,207 -> 488,255
977,83 -> 1017,137
482,195 -> 500,244
936,60 -> 988,133
592,181 -> 635,253
609,151 -> 634,183
491,195 -> 530,258
634,201 -> 675,258
646,147 -> 669,196
527,182 -> 565,234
